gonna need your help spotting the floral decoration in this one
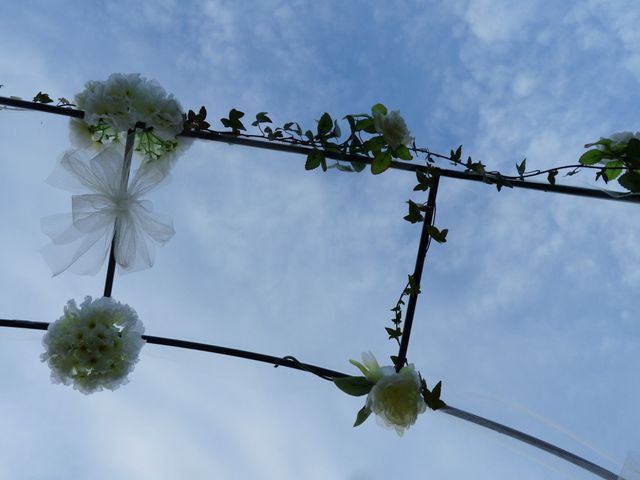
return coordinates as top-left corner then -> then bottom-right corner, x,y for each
41,145 -> 174,275
41,296 -> 145,394
72,73 -> 187,164
334,352 -> 444,436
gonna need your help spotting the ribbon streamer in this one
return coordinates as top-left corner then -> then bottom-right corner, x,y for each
41,145 -> 174,275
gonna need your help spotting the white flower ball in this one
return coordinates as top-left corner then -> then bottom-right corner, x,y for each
74,73 -> 184,138
41,296 -> 145,394
366,364 -> 426,436
373,110 -> 414,151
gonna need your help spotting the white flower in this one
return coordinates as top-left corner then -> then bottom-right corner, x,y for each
373,110 -> 414,150
351,352 -> 426,436
73,73 -> 185,162
41,296 -> 145,394
609,131 -> 638,146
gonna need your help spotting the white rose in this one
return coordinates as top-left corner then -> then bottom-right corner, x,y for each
609,131 -> 636,146
373,110 -> 414,150
366,363 -> 426,436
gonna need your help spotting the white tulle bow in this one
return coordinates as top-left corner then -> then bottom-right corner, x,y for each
41,145 -> 174,275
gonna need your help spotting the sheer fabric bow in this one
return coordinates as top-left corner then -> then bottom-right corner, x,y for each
41,145 -> 174,275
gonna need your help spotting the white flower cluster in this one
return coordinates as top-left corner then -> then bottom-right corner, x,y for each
41,296 -> 145,394
608,131 -> 640,147
352,352 -> 426,436
373,110 -> 414,151
71,73 -> 187,162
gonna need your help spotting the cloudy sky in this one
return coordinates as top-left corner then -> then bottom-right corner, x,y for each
0,0 -> 639,478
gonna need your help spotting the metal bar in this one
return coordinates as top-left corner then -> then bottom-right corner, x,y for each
3,96 -> 640,204
103,130 -> 136,298
0,318 -> 346,378
395,175 -> 440,371
0,318 -> 620,479
0,96 -> 83,118
440,406 -> 618,480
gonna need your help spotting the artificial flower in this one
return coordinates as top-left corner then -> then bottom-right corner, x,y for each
41,296 -> 145,394
350,352 -> 426,436
608,131 -> 638,147
373,110 -> 414,150
41,145 -> 174,275
73,73 -> 186,162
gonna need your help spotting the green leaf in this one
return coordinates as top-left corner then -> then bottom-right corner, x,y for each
406,274 -> 421,295
413,170 -> 434,191
333,376 -> 374,397
371,103 -> 387,115
516,158 -> 527,179
371,150 -> 392,174
355,118 -> 375,133
350,161 -> 366,172
394,145 -> 413,160
585,138 -> 612,150
365,135 -> 386,153
450,145 -> 462,162
317,112 -> 333,136
426,225 -> 448,243
353,405 -> 372,427
251,112 -> 272,126
492,173 -> 513,192
422,379 -> 447,411
602,160 -> 624,182
432,380 -> 442,400
220,108 -> 246,133
305,149 -> 325,171
385,327 -> 402,339
33,91 -> 53,104
625,138 -> 640,168
283,122 -> 302,135
618,171 -> 640,192
547,169 -> 558,185
404,200 -> 424,224
197,106 -> 207,121
304,130 -> 315,143
579,149 -> 604,166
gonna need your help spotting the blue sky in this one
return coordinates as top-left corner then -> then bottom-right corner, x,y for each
0,1 -> 639,478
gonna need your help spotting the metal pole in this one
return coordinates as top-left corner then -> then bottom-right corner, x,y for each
395,175 -> 440,371
103,129 -> 136,298
3,96 -> 639,205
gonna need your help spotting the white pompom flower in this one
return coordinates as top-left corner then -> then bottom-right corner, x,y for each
73,73 -> 186,163
373,110 -> 414,151
41,296 -> 145,394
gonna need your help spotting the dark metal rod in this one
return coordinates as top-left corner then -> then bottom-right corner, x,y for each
395,175 -> 440,371
103,130 -> 136,298
3,96 -> 640,205
0,318 -> 620,479
0,96 -> 83,118
440,406 -> 618,480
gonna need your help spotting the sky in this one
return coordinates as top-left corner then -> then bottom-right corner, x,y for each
0,0 -> 639,479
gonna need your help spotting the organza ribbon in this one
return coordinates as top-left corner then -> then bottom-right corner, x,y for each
41,144 -> 174,275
